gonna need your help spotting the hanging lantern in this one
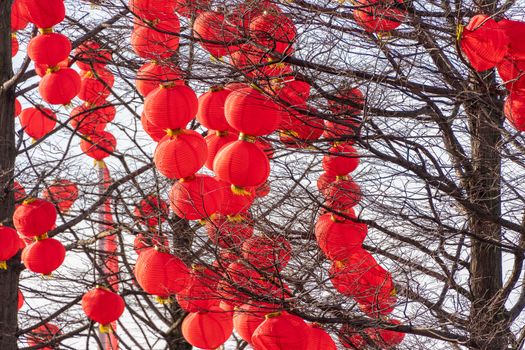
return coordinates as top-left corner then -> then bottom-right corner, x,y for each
136,62 -> 183,96
279,106 -> 324,148
356,289 -> 397,317
460,15 -> 509,72
249,13 -> 297,54
504,92 -> 525,131
39,68 -> 81,105
130,19 -> 180,59
324,117 -> 361,142
267,77 -> 311,105
18,107 -> 57,140
134,194 -> 169,227
18,289 -> 24,310
338,325 -> 367,349
315,213 -> 367,261
353,5 -> 405,33
225,87 -> 281,136
11,34 -> 19,57
329,249 -> 377,296
42,179 -> 79,213
230,1 -> 282,31
35,58 -> 68,78
214,140 -> 271,194
367,319 -> 405,348
306,323 -> 337,350
173,0 -> 210,17
27,323 -> 61,349
20,0 -> 65,29
169,174 -> 222,220
128,0 -> 179,21
14,99 -> 21,117
181,307 -> 233,349
233,303 -> 276,344
74,41 -> 112,71
193,11 -> 240,57
176,265 -> 220,312
22,236 -> 66,275
252,312 -> 309,349
206,214 -> 254,249
27,32 -> 71,66
197,86 -> 233,131
134,247 -> 189,301
230,44 -> 293,79
324,177 -> 363,210
204,131 -> 237,170
499,19 -> 525,60
11,0 -> 28,32
13,180 -> 26,203
328,87 -> 365,116
80,131 -> 117,161
255,181 -> 270,197
0,226 -> 20,270
133,233 -> 169,255
143,84 -> 198,131
70,102 -> 116,135
241,235 -> 291,272
216,181 -> 255,216
13,198 -> 56,238
497,58 -> 525,91
153,129 -> 208,179
317,172 -> 336,196
322,144 -> 360,176
82,286 -> 125,333
77,68 -> 115,104
140,112 -> 164,142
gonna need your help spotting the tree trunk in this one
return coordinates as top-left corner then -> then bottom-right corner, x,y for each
0,1 -> 20,349
466,72 -> 508,349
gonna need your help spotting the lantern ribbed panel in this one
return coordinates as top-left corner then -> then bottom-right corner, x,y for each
77,69 -> 114,104
173,0 -> 211,18
42,179 -> 79,212
306,324 -> 337,350
131,23 -> 180,59
27,33 -> 71,66
216,181 -> 255,215
153,130 -> 208,179
338,325 -> 367,349
80,131 -> 117,160
249,14 -> 297,54
233,304 -> 268,344
193,11 -> 239,57
19,107 -> 57,140
369,320 -> 405,348
504,93 -> 525,131
329,249 -> 377,296
197,88 -> 233,131
497,58 -> 525,91
136,62 -> 183,97
206,215 -> 254,249
317,172 -> 336,196
176,273 -> 219,312
230,44 -> 293,79
204,133 -> 237,170
11,0 -> 28,31
322,144 -> 359,176
82,287 -> 125,325
128,0 -> 178,21
328,87 -> 364,116
74,41 -> 112,71
241,235 -> 291,272
353,7 -> 404,33
134,195 -> 168,227
251,313 -> 309,349
498,19 -> 525,60
39,68 -> 81,105
169,174 -> 223,220
0,226 -> 20,263
315,214 -> 367,261
22,238 -> 65,275
214,140 -> 270,188
324,178 -> 362,210
140,113 -> 165,141
323,118 -> 360,140
13,199 -> 56,238
144,84 -> 198,131
21,0 -> 65,29
181,308 -> 233,349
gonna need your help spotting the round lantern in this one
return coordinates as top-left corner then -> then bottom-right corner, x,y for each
11,35 -> 19,57
315,213 -> 367,260
504,93 -> 525,131
80,131 -> 117,161
27,32 -> 71,66
42,179 -> 79,213
141,112 -> 166,142
20,0 -> 66,29
498,19 -> 525,60
169,174 -> 223,220
322,144 -> 360,176
173,0 -> 211,17
230,44 -> 293,79
136,62 -> 183,96
0,226 -> 20,270
134,194 -> 169,227
252,312 -> 309,349
197,86 -> 233,131
74,40 -> 112,71
328,87 -> 365,116
267,77 -> 311,105
181,307 -> 233,349
460,15 -> 509,72
338,324 -> 368,349
206,214 -> 254,249
176,266 -> 220,312
204,131 -> 237,170
250,13 -> 297,54
306,323 -> 337,350
317,172 -> 336,196
35,58 -> 68,78
143,84 -> 198,131
18,289 -> 24,310
128,0 -> 178,21
70,102 -> 115,135
11,0 -> 28,32
225,87 -> 281,136
39,68 -> 81,105
214,140 -> 271,194
324,117 -> 361,141
13,198 -> 57,238
27,323 -> 61,348
356,289 -> 397,317
497,58 -> 525,91
18,107 -> 57,140
368,319 -> 405,348
216,180 -> 255,216
14,99 -> 21,117
279,106 -> 324,148
324,177 -> 363,210
256,181 -> 270,197
193,11 -> 240,57
22,236 -> 66,275
153,129 -> 208,179
13,180 -> 26,203
82,286 -> 125,332
329,249 -> 377,296
233,303 -> 275,344
241,235 -> 291,272
353,5 -> 405,33
77,69 -> 114,104
230,1 -> 282,31
130,20 -> 180,59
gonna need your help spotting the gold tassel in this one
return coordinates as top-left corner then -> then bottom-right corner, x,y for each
456,24 -> 464,41
94,160 -> 106,168
99,324 -> 113,333
238,133 -> 257,143
231,185 -> 252,196
22,197 -> 37,205
38,27 -> 54,34
0,261 -> 7,270
35,233 -> 49,241
155,296 -> 173,304
265,311 -> 282,319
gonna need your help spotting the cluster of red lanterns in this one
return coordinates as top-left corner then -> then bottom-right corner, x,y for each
460,15 -> 525,130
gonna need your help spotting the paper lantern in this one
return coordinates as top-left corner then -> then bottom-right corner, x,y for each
315,213 -> 367,260
34,58 -> 68,78
306,323 -> 337,350
82,287 -> 125,332
216,181 -> 255,216
322,144 -> 360,176
134,194 -> 169,227
176,266 -> 220,312
153,129 -> 208,179
338,325 -> 367,349
18,289 -> 24,310
233,303 -> 275,344
11,0 -> 28,31
0,226 -> 20,269
74,41 -> 112,71
14,98 -> 21,117
193,11 -> 240,57
279,106 -> 324,148
206,214 -> 254,249
329,249 -> 377,296
230,1 -> 282,31
252,312 -> 309,349
267,77 -> 311,105
242,235 -> 291,272
324,117 -> 361,141
130,20 -> 180,59
356,290 -> 397,317
27,323 -> 61,349
197,86 -> 233,131
70,102 -> 115,135
27,32 -> 71,66
21,0 -> 65,29
13,198 -> 57,238
181,307 -> 233,349
498,19 -> 525,60
353,6 -> 405,33
324,177 -> 363,210
169,174 -> 222,220
141,112 -> 165,142
13,180 -> 26,203
11,35 -> 18,57
250,13 -> 296,54
39,68 -> 81,105
204,131 -> 237,170
173,0 -> 211,17
255,181 -> 270,197
230,44 -> 293,79
80,131 -> 117,161
460,15 -> 509,72
368,319 -> 405,348
42,179 -> 79,213
328,87 -> 365,117
77,69 -> 114,104
18,107 -> 56,140
497,58 -> 525,91
136,62 -> 183,96
22,236 -> 65,275
128,0 -> 178,21
504,93 -> 525,131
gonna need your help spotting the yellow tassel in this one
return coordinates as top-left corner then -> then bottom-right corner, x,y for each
215,130 -> 228,137
390,287 -> 397,297
99,324 -> 113,333
330,214 -> 344,223
38,27 -> 54,34
265,311 -> 282,319
155,296 -> 173,304
198,218 -> 208,226
334,260 -> 345,269
94,160 -> 106,168
41,273 -> 53,279
11,33 -> 17,39
31,138 -> 37,144
226,214 -> 244,223
165,128 -> 184,137
35,233 -> 49,241
231,185 -> 252,196
456,24 -> 464,41
336,175 -> 349,181
22,197 -> 37,205
238,133 -> 257,143
0,261 -> 7,270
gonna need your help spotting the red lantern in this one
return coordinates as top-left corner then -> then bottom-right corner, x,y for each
18,107 -> 56,140
356,290 -> 397,317
328,87 -> 365,116
252,312 -> 309,349
317,172 -> 336,196
82,286 -> 125,332
39,68 -> 81,105
176,266 -> 220,312
207,214 -> 254,249
11,35 -> 19,57
353,5 -> 405,33
134,194 -> 169,227
14,99 -> 21,117
35,58 -> 68,78
128,0 -> 178,21
242,235 -> 291,272
197,86 -> 233,131
13,198 -> 56,238
143,84 -> 198,131
233,303 -> 276,344
230,44 -> 293,79
256,181 -> 270,197
181,307 -> 233,349
11,0 -> 28,31
322,144 -> 360,176
18,289 -> 24,310
21,0 -> 65,29
225,87 -> 281,136
173,0 -> 211,18
130,20 -> 180,59
324,117 -> 361,142
338,325 -> 367,349
229,1 -> 282,31
368,319 -> 405,348
153,129 -> 208,179
136,62 -> 183,96
216,181 -> 255,216
329,249 -> 377,296
497,58 -> 525,92
504,92 -> 525,131
27,323 -> 61,349
279,106 -> 324,148
324,177 -> 363,210
42,179 -> 79,213
498,19 -> 525,60
169,174 -> 223,220
133,233 -> 169,255
77,69 -> 115,104
22,236 -> 66,275
70,102 -> 115,135
27,32 -> 71,66
460,15 -> 509,72
140,112 -> 165,141
214,140 -> 271,193
315,213 -> 367,260
0,226 -> 20,270
13,180 -> 26,203
306,323 -> 337,350
134,247 -> 189,300
250,13 -> 296,54
74,41 -> 112,71
80,131 -> 117,161
204,131 -> 237,170
193,11 -> 240,57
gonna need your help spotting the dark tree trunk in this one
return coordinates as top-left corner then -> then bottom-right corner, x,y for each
0,1 -> 20,349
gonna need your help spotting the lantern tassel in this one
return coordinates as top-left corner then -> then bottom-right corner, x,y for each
99,324 -> 113,333
0,261 -> 7,270
94,160 -> 106,168
155,296 -> 173,304
231,185 -> 252,196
